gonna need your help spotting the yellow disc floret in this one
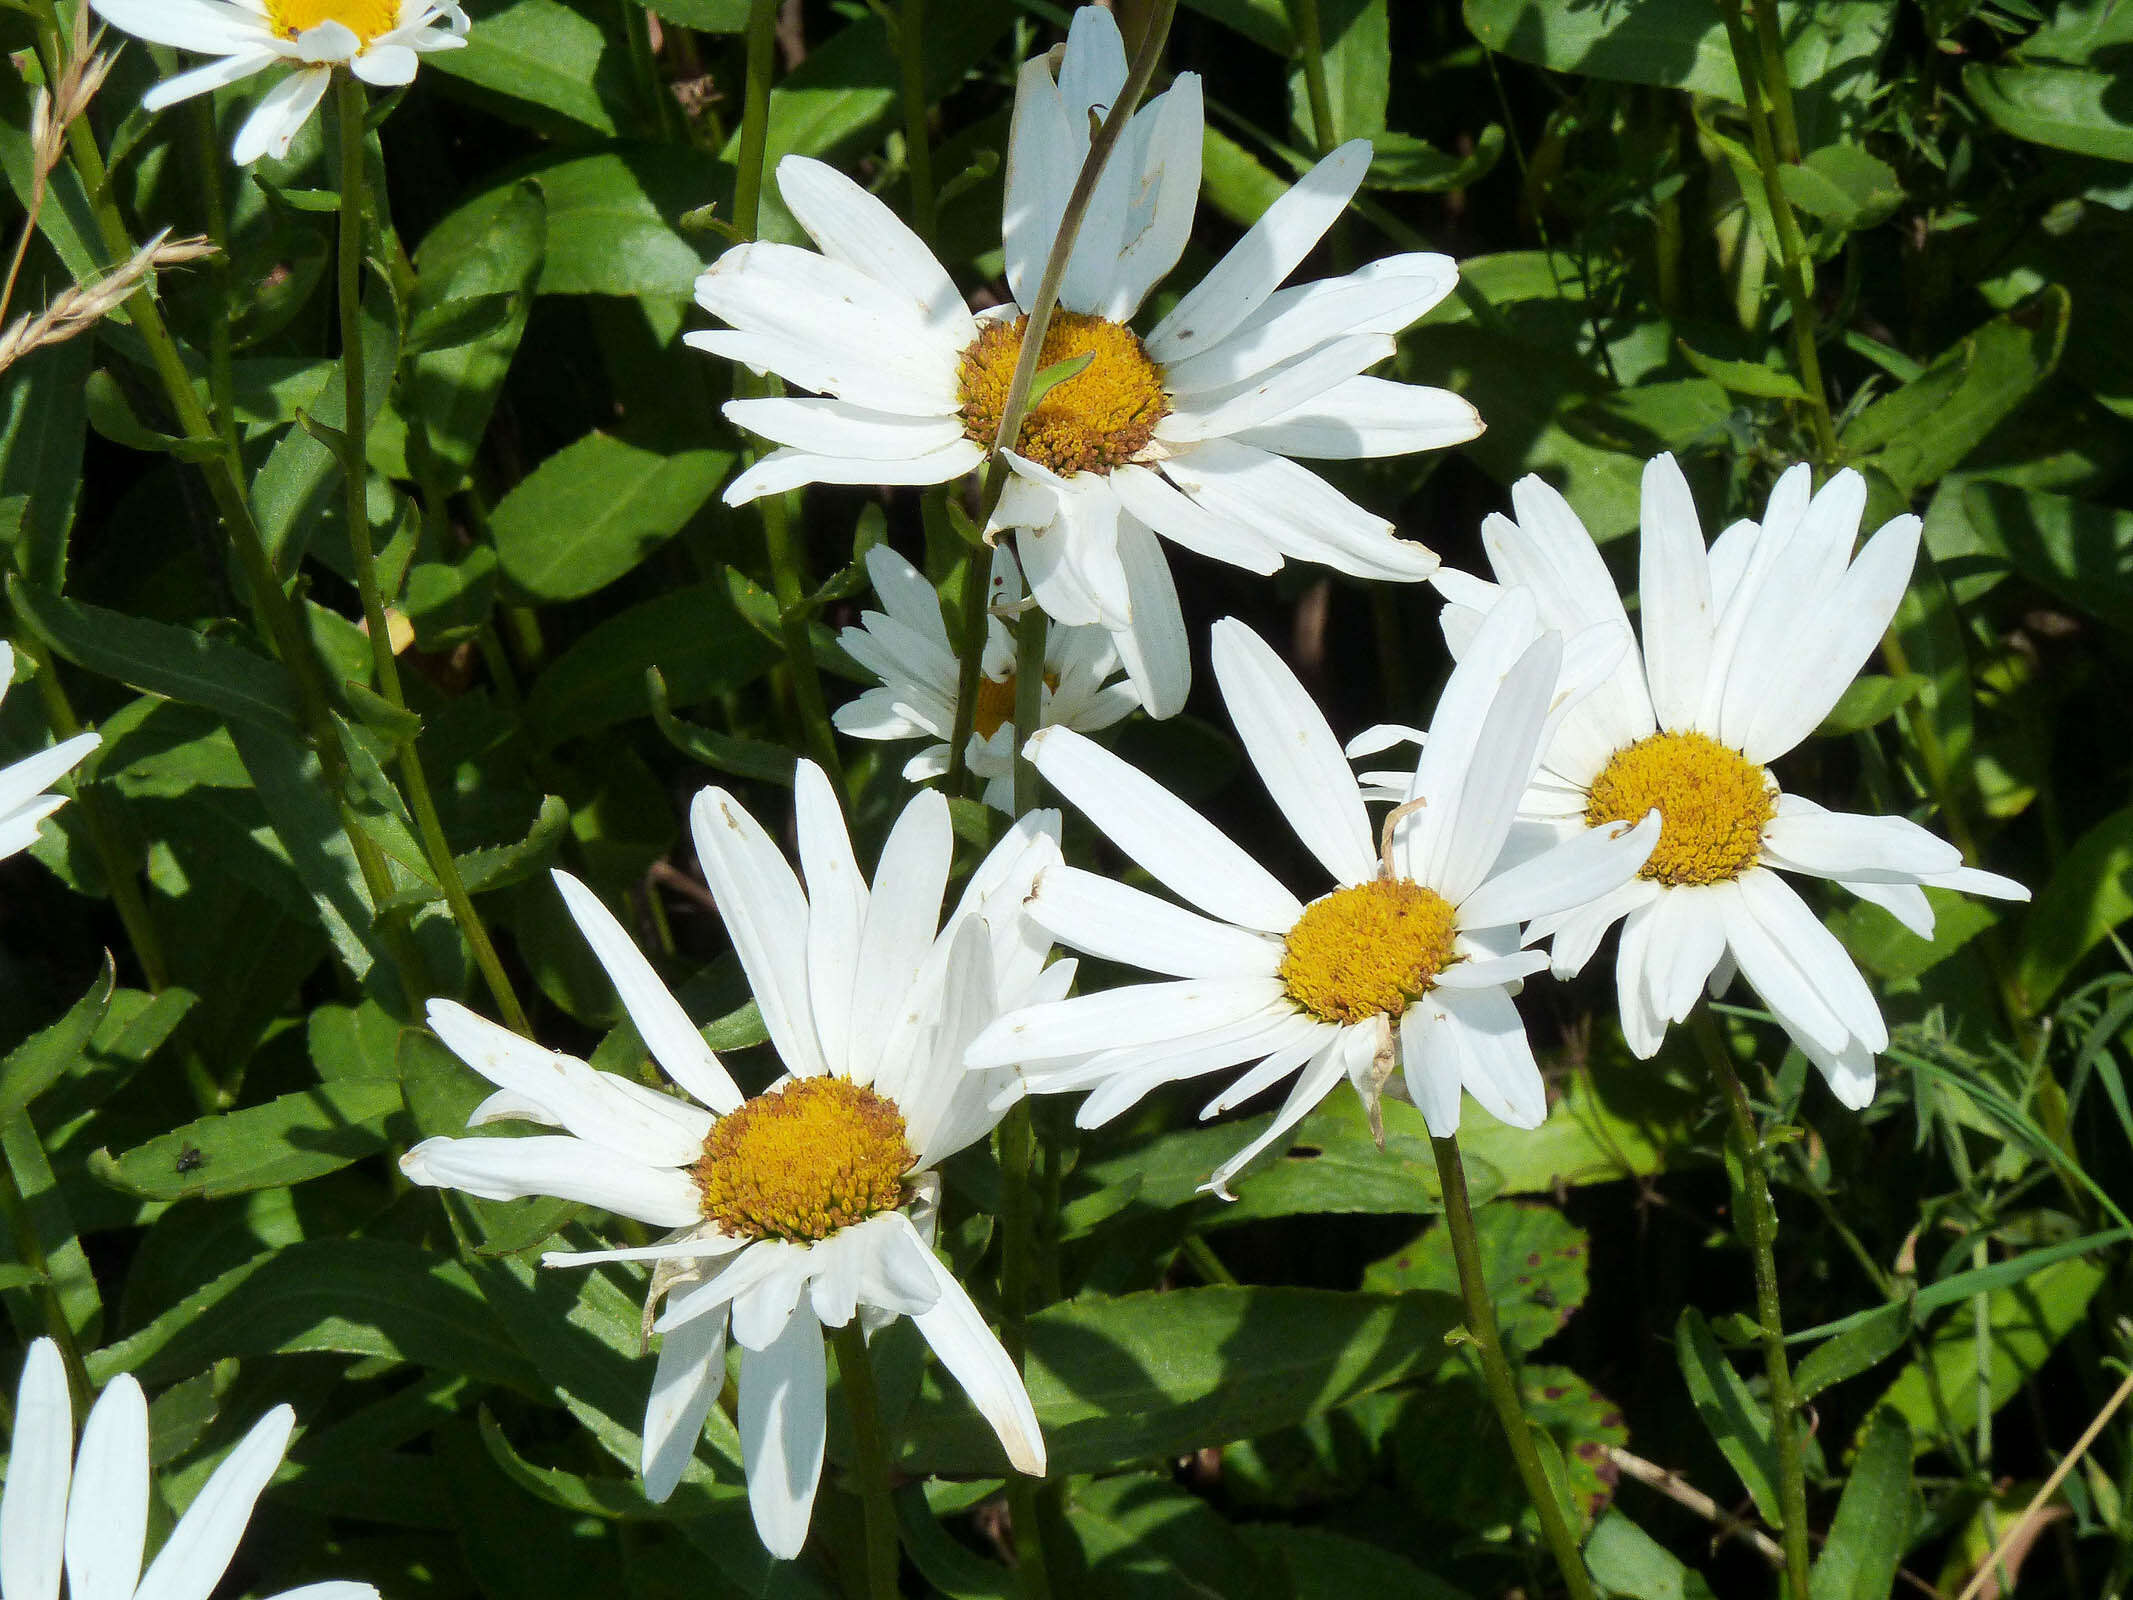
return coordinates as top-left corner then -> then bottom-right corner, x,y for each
1280,878 -> 1460,1025
958,312 -> 1169,476
693,1076 -> 911,1243
267,0 -> 400,40
969,669 -> 1058,741
1586,730 -> 1775,887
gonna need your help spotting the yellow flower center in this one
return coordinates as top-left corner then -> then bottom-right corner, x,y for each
969,668 -> 1059,742
1585,730 -> 1775,887
1280,878 -> 1460,1024
958,312 -> 1169,476
266,0 -> 400,41
692,1077 -> 911,1243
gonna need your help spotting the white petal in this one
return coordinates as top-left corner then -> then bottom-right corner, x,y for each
540,1231 -> 745,1269
231,66 -> 330,164
1090,76 -> 1202,322
690,787 -> 830,1080
1205,1026 -> 1358,1199
92,0 -> 267,52
1932,864 -> 2029,902
1160,335 -> 1395,444
685,330 -> 958,421
965,976 -> 1290,1069
1432,950 -> 1550,989
1067,1009 -> 1322,1126
1710,880 -> 1852,1056
738,1310 -> 828,1561
64,1375 -> 147,1600
1734,870 -> 1887,1051
1146,141 -> 1373,362
1026,865 -> 1281,978
1234,376 -> 1483,460
133,1406 -> 294,1600
1399,1003 -> 1462,1137
1535,875 -> 1656,979
721,440 -> 982,505
893,1216 -> 1045,1473
1613,895 -> 1670,1058
1836,876 -> 1935,937
1161,438 -> 1437,582
425,998 -> 709,1164
1761,802 -> 1962,884
862,544 -> 954,651
722,398 -> 968,460
1109,462 -> 1285,575
398,1134 -> 704,1228
1456,812 -> 1658,931
1200,1031 -> 1333,1117
1212,618 -> 1375,884
139,49 -> 278,111
843,789 -> 952,1087
1166,255 -> 1460,393
1001,47 -> 1076,311
789,763 -> 866,1084
1436,983 -> 1546,1129
1428,631 -> 1562,904
641,1308 -> 728,1504
1637,454 -> 1715,732
1023,725 -> 1303,933
551,874 -> 743,1116
350,41 -> 418,84
775,155 -> 969,333
1638,886 -> 1728,1026
2,1340 -> 70,1600
1107,512 -> 1192,720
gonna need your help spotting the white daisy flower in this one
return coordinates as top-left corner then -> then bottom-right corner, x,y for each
833,544 -> 1139,812
1,1337 -> 378,1600
89,0 -> 469,165
400,765 -> 1059,1557
1423,453 -> 2030,1108
0,643 -> 98,862
963,598 -> 1660,1198
691,4 -> 1476,718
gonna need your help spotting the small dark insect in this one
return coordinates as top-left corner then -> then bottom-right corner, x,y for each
175,1144 -> 206,1175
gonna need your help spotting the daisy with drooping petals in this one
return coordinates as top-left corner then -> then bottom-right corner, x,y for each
89,0 -> 469,164
834,544 -> 1138,812
964,598 -> 1660,1198
400,766 -> 1060,1557
692,5 -> 1476,717
1426,453 -> 2028,1108
2,1338 -> 378,1600
0,643 -> 98,862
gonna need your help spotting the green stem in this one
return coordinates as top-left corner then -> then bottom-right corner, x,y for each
897,0 -> 937,242
335,79 -> 529,1034
943,541 -> 991,798
0,1129 -> 88,1409
1716,0 -> 1837,466
1432,1137 -> 1598,1600
1693,1010 -> 1814,1600
1288,0 -> 1336,156
832,1324 -> 902,1600
1009,599 -> 1046,817
996,1096 -> 1053,1600
188,99 -> 238,456
1748,0 -> 1802,166
730,0 -> 846,804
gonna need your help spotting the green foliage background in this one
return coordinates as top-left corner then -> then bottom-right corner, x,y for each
2,0 -> 2132,1595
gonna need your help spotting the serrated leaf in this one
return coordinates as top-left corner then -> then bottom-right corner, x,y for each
89,1080 -> 402,1201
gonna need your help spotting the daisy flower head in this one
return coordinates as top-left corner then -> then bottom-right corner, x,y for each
964,596 -> 1661,1198
0,642 -> 98,862
89,0 -> 469,164
399,764 -> 1061,1557
1430,453 -> 2029,1108
2,1338 -> 379,1600
692,4 -> 1476,718
833,543 -> 1139,812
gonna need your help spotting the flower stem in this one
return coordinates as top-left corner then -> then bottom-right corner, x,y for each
996,1096 -> 1053,1600
335,78 -> 529,1035
831,1323 -> 902,1600
1010,597 -> 1048,816
1431,1135 -> 1598,1600
731,0 -> 847,805
1691,1008 -> 1814,1600
943,543 -> 991,798
897,0 -> 937,243
1715,0 -> 1837,467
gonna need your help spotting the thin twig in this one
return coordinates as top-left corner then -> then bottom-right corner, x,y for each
1607,1446 -> 1786,1566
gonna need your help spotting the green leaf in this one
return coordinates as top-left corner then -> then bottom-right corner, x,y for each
491,430 -> 732,603
1676,339 -> 1813,401
1063,1472 -> 1285,1600
1584,1511 -> 1718,1600
476,1405 -> 745,1522
1809,1410 -> 1912,1600
1182,0 -> 1292,53
0,959 -> 113,1124
88,1080 -> 402,1202
1959,481 -> 2133,634
1363,126 -> 1506,192
0,337 -> 91,591
1966,61 -> 2133,162
1795,1300 -> 1913,1402
1024,351 -> 1096,410
647,666 -> 797,787
1234,1527 -> 1473,1600
1288,0 -> 1389,142
1845,292 -> 2071,497
898,1285 -> 1462,1476
640,0 -> 749,29
404,545 -> 500,651
2,1116 -> 98,1343
8,577 -> 302,733
1778,143 -> 1903,231
1362,1201 -> 1589,1355
405,181 -> 547,488
1868,1255 -> 2107,1455
88,1237 -> 541,1391
1837,886 -> 1998,983
1675,1306 -> 1784,1525
424,0 -> 625,137
1816,673 -> 1925,736
526,581 -> 782,746
227,719 -> 387,980
2013,805 -> 2133,1009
